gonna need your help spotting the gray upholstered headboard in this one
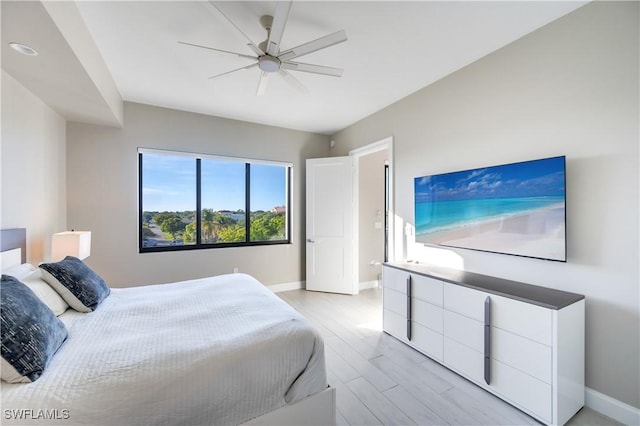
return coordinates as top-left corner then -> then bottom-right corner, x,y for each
1,228 -> 27,263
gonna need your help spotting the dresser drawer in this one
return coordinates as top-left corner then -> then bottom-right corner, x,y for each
443,336 -> 484,383
444,337 -> 552,423
444,283 -> 552,345
383,287 -> 405,317
411,274 -> 443,306
384,309 -> 443,361
382,266 -> 409,293
384,288 -> 443,334
411,320 -> 443,361
492,296 -> 552,346
444,310 -> 552,384
493,327 -> 552,384
383,308 -> 406,340
413,297 -> 443,334
443,282 -> 490,320
492,359 -> 552,423
443,309 -> 483,352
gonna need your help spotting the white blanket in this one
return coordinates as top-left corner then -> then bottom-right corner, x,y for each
1,274 -> 327,425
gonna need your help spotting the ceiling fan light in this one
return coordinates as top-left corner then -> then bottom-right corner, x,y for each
258,55 -> 281,73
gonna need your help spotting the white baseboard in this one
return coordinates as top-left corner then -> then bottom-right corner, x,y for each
586,387 -> 640,425
270,281 -> 378,293
268,281 -> 304,293
359,280 -> 379,291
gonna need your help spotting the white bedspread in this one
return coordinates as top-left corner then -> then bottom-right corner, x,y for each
1,274 -> 327,425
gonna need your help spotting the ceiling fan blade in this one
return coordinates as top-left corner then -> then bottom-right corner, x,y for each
208,62 -> 258,80
208,1 -> 264,56
256,72 -> 270,96
279,68 -> 309,94
178,41 -> 257,60
266,1 -> 292,56
281,61 -> 343,77
277,30 -> 347,62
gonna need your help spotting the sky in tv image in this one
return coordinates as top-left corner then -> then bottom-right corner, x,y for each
414,156 -> 565,204
414,156 -> 566,261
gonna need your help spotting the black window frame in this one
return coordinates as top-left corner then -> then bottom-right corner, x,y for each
138,149 -> 292,253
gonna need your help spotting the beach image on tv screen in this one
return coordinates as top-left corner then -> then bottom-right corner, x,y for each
414,156 -> 566,261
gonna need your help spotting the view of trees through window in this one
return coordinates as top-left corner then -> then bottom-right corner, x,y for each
140,151 -> 289,250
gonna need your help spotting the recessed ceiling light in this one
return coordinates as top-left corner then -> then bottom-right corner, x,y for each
9,42 -> 38,56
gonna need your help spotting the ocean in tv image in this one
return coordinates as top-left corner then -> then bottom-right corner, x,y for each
414,156 -> 566,261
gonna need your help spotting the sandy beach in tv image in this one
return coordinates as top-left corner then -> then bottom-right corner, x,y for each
414,157 -> 566,261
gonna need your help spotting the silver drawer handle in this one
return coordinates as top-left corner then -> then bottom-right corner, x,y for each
406,276 -> 412,341
484,296 -> 491,385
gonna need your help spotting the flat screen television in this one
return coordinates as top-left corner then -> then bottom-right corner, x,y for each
414,156 -> 566,262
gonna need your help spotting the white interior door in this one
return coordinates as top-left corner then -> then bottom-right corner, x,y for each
306,156 -> 357,294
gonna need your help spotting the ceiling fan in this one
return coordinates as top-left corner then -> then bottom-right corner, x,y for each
179,1 -> 347,95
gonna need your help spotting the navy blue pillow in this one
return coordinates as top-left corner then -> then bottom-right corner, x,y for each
39,256 -> 110,313
1,275 -> 68,383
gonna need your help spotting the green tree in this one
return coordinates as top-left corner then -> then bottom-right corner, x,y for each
180,210 -> 196,223
154,212 -> 178,228
271,214 -> 285,238
143,211 -> 154,224
218,223 -> 245,242
250,211 -> 285,241
202,208 -> 215,242
201,210 -> 240,243
160,216 -> 184,240
183,221 -> 196,243
214,213 -> 236,235
142,223 -> 155,238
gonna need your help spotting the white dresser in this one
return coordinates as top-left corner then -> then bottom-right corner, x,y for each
382,263 -> 585,426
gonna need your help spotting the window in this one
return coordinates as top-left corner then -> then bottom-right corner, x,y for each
139,149 -> 291,252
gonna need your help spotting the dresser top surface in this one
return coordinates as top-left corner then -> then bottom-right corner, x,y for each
385,262 -> 584,310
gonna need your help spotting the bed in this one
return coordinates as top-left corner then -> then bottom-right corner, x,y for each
1,229 -> 335,425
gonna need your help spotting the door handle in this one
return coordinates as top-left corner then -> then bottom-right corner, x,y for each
306,238 -> 315,243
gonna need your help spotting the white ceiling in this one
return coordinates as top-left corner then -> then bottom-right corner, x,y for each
8,1 -> 588,135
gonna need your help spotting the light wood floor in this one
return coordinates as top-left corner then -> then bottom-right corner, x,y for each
278,287 -> 621,426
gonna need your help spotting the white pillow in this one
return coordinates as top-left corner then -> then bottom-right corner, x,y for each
21,270 -> 69,316
2,263 -> 36,280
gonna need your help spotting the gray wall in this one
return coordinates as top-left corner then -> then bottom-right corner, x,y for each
1,71 -> 67,263
331,2 -> 639,411
66,102 -> 329,287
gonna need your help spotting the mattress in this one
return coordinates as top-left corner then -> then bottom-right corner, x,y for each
1,273 -> 327,425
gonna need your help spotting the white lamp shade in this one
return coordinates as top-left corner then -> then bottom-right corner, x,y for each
52,231 -> 91,261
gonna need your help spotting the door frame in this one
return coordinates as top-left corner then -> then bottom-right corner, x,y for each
349,136 -> 394,290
